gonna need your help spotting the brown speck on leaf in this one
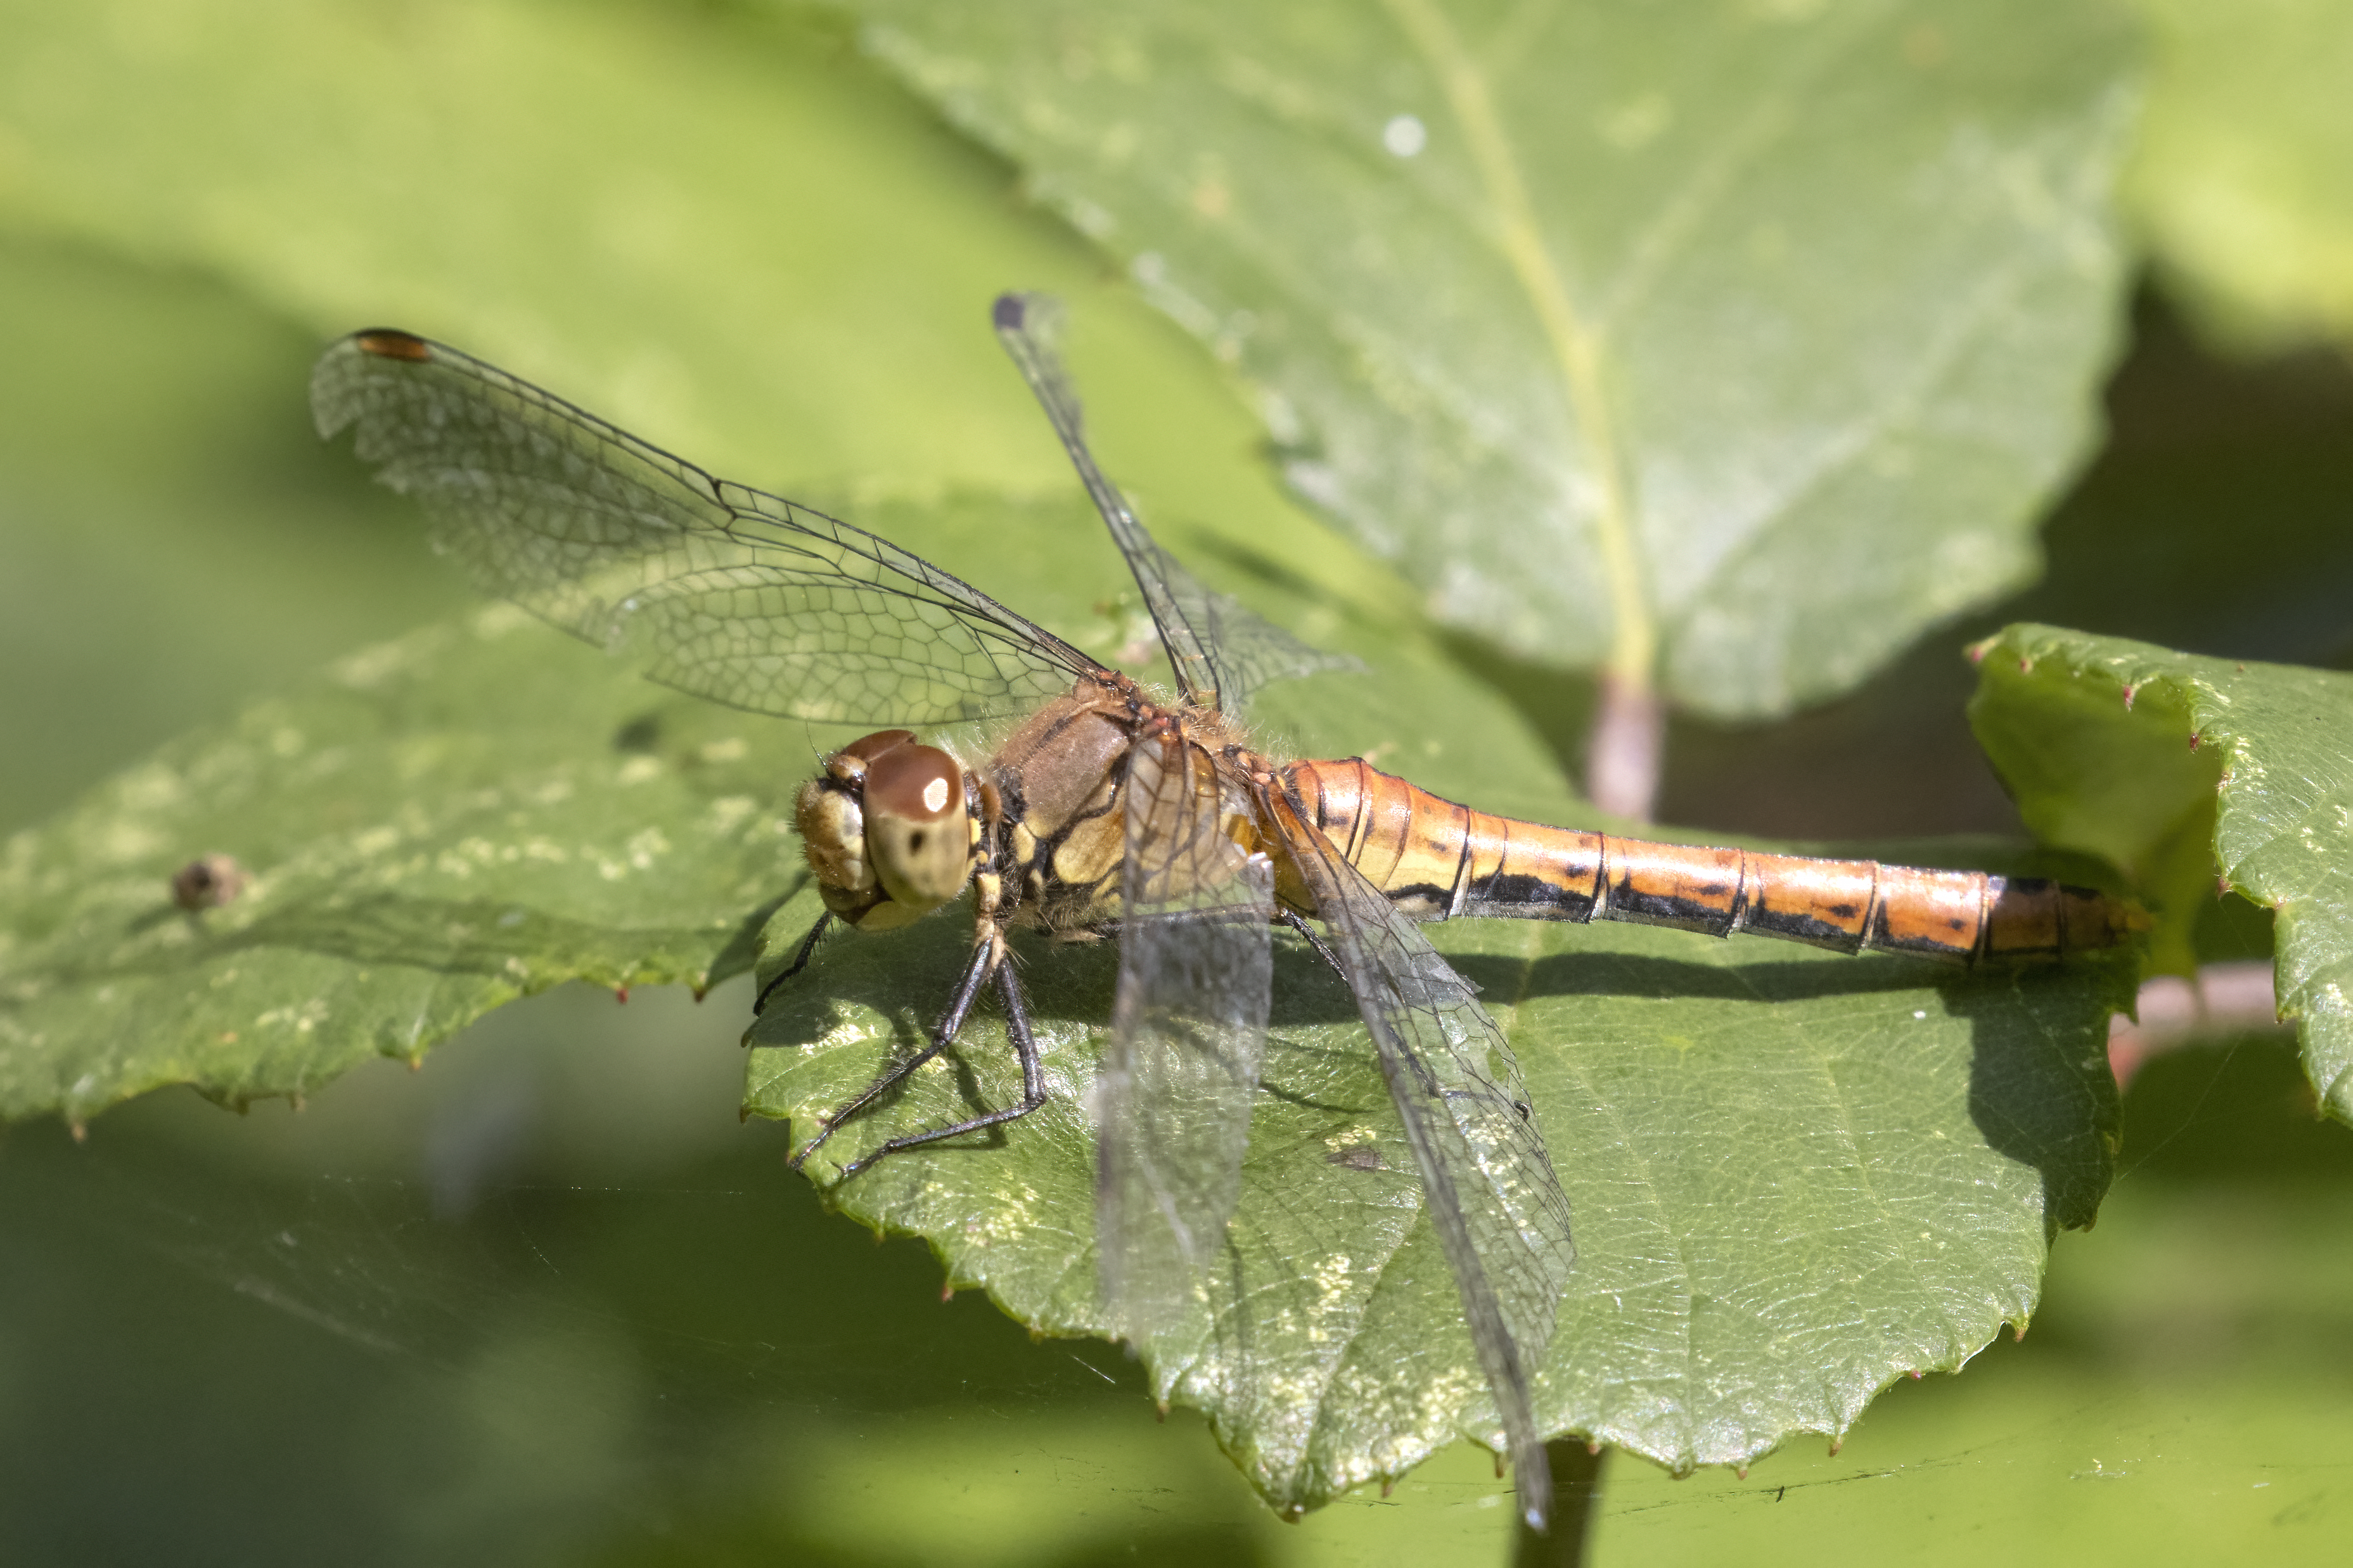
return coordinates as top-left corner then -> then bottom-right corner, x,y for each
1494,1451 -> 1506,1479
940,1280 -> 955,1303
2188,734 -> 2201,751
1380,1477 -> 1395,1498
1828,1436 -> 1843,1457
2238,663 -> 2248,673
2122,684 -> 2138,710
68,1121 -> 87,1144
172,853 -> 247,911
2013,1318 -> 2030,1342
2018,656 -> 2034,674
614,987 -> 630,1004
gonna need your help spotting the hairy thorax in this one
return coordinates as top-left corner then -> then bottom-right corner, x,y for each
989,679 -> 1253,933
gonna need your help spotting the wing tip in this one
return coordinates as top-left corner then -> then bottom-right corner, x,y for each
352,328 -> 433,362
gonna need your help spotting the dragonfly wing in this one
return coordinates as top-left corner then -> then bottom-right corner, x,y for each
312,331 -> 1100,726
1096,733 -> 1273,1350
992,293 -> 1218,707
1153,554 -> 1362,718
995,295 -> 1350,715
1263,787 -> 1575,1531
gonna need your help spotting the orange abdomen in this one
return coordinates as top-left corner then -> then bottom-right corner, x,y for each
1277,757 -> 2139,964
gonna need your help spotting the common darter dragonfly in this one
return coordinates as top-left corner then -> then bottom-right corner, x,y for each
312,297 -> 2138,1531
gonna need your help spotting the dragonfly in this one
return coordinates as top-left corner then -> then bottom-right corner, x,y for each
311,297 -> 2140,1532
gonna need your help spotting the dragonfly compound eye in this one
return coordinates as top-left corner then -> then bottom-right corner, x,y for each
826,729 -> 918,782
862,742 -> 972,915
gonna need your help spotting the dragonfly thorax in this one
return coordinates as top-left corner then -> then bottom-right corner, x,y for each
794,729 -> 978,932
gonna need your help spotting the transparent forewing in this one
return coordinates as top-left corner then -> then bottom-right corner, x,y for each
1096,734 -> 1273,1349
311,332 -> 1100,726
996,295 -> 1349,716
992,295 -> 1217,706
1154,552 -> 1363,718
1264,787 -> 1575,1528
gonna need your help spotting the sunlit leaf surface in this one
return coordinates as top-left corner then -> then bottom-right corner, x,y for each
0,0 -> 1117,495
1970,623 -> 2353,1125
847,0 -> 2139,717
0,608 -> 800,1123
748,865 -> 2123,1510
2125,0 -> 2353,350
1,490 -> 2124,1517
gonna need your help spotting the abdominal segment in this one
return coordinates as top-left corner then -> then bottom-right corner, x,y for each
1278,757 -> 2139,965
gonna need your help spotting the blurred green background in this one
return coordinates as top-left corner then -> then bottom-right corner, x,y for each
4,1 -> 2352,1563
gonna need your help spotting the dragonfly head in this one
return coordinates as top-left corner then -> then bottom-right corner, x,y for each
795,730 -> 975,931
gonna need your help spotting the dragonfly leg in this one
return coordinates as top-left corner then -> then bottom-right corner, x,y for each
834,959 -> 1049,1180
1278,908 -> 1347,979
787,933 -> 997,1172
753,913 -> 837,1016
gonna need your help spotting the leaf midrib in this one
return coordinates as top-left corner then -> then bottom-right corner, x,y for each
1382,0 -> 1655,692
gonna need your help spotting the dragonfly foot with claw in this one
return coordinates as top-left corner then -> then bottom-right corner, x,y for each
754,913 -> 838,1016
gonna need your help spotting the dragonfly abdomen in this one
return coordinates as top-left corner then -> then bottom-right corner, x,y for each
1279,758 -> 2139,964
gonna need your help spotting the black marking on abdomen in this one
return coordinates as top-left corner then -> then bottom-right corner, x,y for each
1604,874 -> 1740,936
1740,904 -> 1871,953
1459,871 -> 1600,922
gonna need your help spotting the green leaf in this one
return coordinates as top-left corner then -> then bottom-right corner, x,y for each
1968,623 -> 2353,1124
748,870 -> 2124,1513
2124,0 -> 2353,350
0,606 -> 798,1124
4,475 -> 2127,1520
0,0 -> 1093,493
845,0 -> 2140,717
